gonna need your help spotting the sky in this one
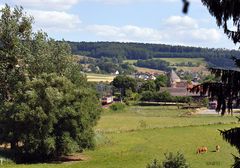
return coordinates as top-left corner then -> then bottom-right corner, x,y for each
0,0 -> 238,49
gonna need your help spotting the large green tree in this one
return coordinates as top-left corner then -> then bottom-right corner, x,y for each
0,5 -> 100,162
155,75 -> 168,91
140,80 -> 156,93
0,5 -> 32,102
0,74 -> 100,162
112,75 -> 137,97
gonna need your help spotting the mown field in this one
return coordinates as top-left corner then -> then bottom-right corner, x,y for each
86,73 -> 115,82
133,66 -> 165,74
5,105 -> 240,168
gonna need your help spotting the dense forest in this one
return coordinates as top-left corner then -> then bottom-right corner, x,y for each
68,41 -> 240,69
134,59 -> 171,72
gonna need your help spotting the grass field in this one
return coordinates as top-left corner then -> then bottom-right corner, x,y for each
157,58 -> 206,66
123,60 -> 165,74
86,73 -> 115,82
123,60 -> 138,64
133,66 -> 165,74
5,105 -> 240,168
124,58 -> 209,74
124,58 -> 206,67
157,58 -> 208,73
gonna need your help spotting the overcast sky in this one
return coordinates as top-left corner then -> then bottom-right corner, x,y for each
0,0 -> 238,49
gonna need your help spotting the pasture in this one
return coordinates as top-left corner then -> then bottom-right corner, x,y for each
158,58 -> 208,73
157,58 -> 206,66
124,58 -> 209,74
4,106 -> 239,168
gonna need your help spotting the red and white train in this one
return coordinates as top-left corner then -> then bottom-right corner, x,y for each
101,96 -> 113,105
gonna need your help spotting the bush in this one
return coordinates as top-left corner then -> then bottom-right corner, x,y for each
200,97 -> 209,107
138,120 -> 147,129
146,152 -> 189,168
110,103 -> 126,112
155,91 -> 172,102
140,91 -> 192,103
146,159 -> 161,168
174,96 -> 193,103
162,152 -> 189,168
140,91 -> 156,101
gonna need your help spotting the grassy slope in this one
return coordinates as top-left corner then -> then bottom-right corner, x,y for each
157,58 -> 206,65
97,106 -> 237,132
158,58 -> 209,73
132,66 -> 165,74
124,58 -> 209,73
7,106 -> 240,168
124,60 -> 165,74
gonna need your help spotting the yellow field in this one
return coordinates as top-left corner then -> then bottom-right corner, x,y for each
87,73 -> 115,82
133,66 -> 165,74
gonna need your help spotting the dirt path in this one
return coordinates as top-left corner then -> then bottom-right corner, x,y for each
196,108 -> 219,115
196,108 -> 240,115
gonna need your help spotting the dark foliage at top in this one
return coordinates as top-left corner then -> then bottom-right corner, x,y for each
191,0 -> 240,115
202,0 -> 240,44
182,0 -> 190,14
190,68 -> 240,115
191,1 -> 240,167
134,59 -> 172,72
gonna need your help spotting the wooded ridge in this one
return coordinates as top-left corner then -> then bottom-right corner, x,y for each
68,41 -> 240,68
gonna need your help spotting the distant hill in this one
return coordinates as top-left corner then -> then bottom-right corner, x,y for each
68,41 -> 240,69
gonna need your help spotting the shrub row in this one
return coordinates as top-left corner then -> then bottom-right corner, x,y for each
140,91 -> 192,103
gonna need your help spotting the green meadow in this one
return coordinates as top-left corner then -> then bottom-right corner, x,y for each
4,106 -> 240,168
124,58 -> 208,73
124,58 -> 206,66
157,58 -> 206,66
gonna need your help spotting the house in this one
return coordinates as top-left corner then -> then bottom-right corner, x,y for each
161,87 -> 197,97
115,70 -> 119,75
135,72 -> 156,80
169,70 -> 181,87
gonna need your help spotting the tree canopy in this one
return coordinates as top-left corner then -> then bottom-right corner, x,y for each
112,75 -> 137,97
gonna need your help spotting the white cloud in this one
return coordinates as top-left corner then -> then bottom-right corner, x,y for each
166,16 -> 198,29
0,4 -> 5,9
86,24 -> 163,42
79,0 -> 145,5
28,10 -> 81,32
79,0 -> 200,5
86,15 -> 222,46
2,0 -> 79,10
190,28 -> 221,41
162,15 -> 221,44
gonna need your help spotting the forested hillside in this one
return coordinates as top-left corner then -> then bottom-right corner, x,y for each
68,41 -> 240,68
